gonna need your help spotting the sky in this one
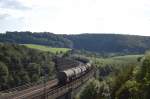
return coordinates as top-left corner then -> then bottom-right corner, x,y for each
0,0 -> 150,36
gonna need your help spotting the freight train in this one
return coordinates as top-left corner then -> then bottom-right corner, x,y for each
57,61 -> 92,84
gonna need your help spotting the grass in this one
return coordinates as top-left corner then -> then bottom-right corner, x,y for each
23,44 -> 71,54
92,54 -> 144,68
112,55 -> 143,60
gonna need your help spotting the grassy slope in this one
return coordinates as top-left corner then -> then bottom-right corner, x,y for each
93,55 -> 143,67
23,44 -> 71,54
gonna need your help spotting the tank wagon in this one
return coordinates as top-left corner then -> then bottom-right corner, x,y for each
57,62 -> 92,84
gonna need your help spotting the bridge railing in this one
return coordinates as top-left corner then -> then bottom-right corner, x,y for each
31,68 -> 95,99
0,67 -> 95,99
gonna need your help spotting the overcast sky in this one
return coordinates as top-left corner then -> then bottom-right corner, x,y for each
0,0 -> 150,35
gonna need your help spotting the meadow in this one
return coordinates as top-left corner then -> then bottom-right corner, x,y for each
92,54 -> 143,68
23,44 -> 71,54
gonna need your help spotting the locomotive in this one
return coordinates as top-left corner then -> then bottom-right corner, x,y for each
57,62 -> 92,84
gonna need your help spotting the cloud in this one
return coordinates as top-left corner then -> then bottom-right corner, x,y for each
0,0 -> 150,36
0,13 -> 10,20
0,0 -> 31,10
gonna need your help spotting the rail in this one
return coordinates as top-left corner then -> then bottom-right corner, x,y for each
0,68 -> 95,99
30,68 -> 95,99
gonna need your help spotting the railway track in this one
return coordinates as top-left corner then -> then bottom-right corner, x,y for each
31,69 -> 95,99
0,58 -> 94,99
0,79 -> 58,99
0,69 -> 94,99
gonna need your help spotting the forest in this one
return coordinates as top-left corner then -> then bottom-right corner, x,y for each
0,43 -> 56,91
77,52 -> 150,99
66,34 -> 150,54
1,32 -> 150,55
0,32 -> 150,99
0,31 -> 73,48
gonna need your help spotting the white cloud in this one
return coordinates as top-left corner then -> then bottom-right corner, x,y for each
0,0 -> 150,36
0,0 -> 30,10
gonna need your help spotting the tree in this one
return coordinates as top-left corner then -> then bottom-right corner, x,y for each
0,43 -> 55,90
31,74 -> 39,82
19,71 -> 30,84
80,79 -> 109,99
138,55 -> 150,98
27,63 -> 40,75
0,62 -> 9,90
115,80 -> 140,99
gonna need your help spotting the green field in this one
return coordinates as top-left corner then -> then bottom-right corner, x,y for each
111,54 -> 143,61
92,54 -> 144,68
23,44 -> 71,54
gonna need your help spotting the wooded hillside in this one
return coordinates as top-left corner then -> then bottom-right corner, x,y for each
0,43 -> 55,90
1,32 -> 150,54
65,34 -> 150,54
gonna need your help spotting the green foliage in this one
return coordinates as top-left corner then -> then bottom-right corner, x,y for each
111,54 -> 150,99
28,63 -> 40,74
79,54 -> 143,99
0,62 -> 8,78
140,55 -> 150,81
79,79 -> 109,99
115,80 -> 140,99
0,43 -> 56,90
66,34 -> 150,54
18,71 -> 30,84
1,32 -> 150,55
31,74 -> 39,82
80,79 -> 100,99
110,65 -> 135,99
0,31 -> 73,48
0,62 -> 9,89
135,54 -> 150,99
93,55 -> 142,68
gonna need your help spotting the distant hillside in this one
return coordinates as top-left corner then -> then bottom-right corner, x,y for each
0,31 -> 73,48
1,32 -> 150,54
65,34 -> 150,54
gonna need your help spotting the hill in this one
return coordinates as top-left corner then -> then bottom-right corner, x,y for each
0,43 -> 55,90
65,34 -> 150,54
1,32 -> 150,54
23,44 -> 71,54
0,31 -> 72,48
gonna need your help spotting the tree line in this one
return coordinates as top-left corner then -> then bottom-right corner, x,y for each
65,34 -> 150,54
0,31 -> 73,48
1,32 -> 150,55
